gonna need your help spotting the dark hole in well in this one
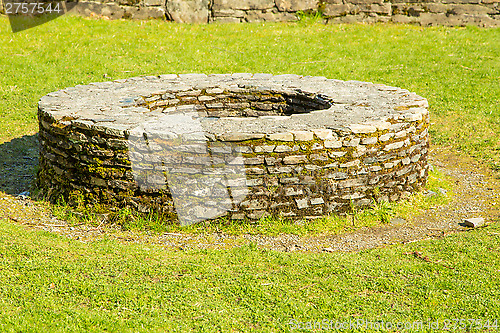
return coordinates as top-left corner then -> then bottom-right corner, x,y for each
136,89 -> 332,118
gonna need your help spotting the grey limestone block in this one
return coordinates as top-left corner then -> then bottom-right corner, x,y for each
463,217 -> 486,228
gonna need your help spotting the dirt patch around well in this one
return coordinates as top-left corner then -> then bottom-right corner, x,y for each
0,144 -> 499,253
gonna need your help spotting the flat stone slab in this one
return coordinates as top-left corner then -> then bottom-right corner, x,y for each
463,217 -> 486,228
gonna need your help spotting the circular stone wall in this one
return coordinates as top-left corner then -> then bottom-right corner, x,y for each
37,74 -> 430,225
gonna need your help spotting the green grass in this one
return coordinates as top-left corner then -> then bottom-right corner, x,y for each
0,15 -> 499,332
1,215 -> 500,332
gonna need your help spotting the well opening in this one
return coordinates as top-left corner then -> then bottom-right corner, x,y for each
134,88 -> 332,118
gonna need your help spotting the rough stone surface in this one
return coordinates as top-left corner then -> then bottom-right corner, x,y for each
463,217 -> 486,228
165,0 -> 210,23
37,74 -> 430,224
275,0 -> 318,11
212,0 -> 275,10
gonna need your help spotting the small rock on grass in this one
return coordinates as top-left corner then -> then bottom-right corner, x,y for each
286,244 -> 302,252
424,190 -> 436,197
16,191 -> 30,200
463,217 -> 486,228
390,217 -> 406,225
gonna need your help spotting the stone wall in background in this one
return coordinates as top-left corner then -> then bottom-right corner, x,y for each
169,0 -> 500,26
1,0 -> 498,26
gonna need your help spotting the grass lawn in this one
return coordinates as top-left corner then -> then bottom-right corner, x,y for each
0,15 -> 499,332
1,216 -> 500,332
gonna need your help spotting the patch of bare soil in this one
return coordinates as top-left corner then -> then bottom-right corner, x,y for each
1,145 -> 499,253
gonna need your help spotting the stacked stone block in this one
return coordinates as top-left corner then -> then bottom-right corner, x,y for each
37,73 -> 430,223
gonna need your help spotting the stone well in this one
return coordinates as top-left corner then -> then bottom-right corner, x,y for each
37,74 -> 430,225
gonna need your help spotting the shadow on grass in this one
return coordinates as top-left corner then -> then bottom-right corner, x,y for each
0,134 -> 39,196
